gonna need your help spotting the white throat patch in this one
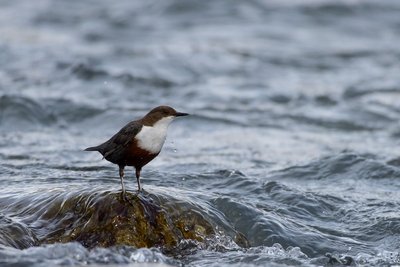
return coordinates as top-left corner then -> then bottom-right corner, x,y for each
135,116 -> 174,154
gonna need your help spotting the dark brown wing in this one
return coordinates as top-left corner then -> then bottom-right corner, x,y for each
95,120 -> 143,165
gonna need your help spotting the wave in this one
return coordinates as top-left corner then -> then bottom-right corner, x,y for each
70,62 -> 176,88
0,242 -> 177,267
269,152 -> 400,181
0,95 -> 56,129
343,83 -> 400,99
0,95 -> 102,130
0,214 -> 38,249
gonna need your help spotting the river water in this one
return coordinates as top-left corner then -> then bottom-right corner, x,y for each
1,0 -> 400,266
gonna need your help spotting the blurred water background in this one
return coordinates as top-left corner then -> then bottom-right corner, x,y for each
1,0 -> 400,266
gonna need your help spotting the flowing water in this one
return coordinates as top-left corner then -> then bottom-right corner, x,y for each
1,0 -> 400,266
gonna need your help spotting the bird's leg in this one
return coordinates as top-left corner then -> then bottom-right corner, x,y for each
135,167 -> 142,191
119,165 -> 127,200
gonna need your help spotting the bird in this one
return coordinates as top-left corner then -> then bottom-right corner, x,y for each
84,105 -> 189,199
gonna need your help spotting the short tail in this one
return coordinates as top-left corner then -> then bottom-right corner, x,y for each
84,146 -> 100,152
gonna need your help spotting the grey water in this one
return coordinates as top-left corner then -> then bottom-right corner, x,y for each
1,0 -> 400,266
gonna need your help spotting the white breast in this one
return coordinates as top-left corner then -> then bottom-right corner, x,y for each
135,116 -> 174,154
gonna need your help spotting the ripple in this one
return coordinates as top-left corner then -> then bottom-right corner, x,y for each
0,95 -> 56,129
325,249 -> 400,266
0,214 -> 38,249
269,153 -> 400,181
0,95 -> 102,130
45,98 -> 104,124
343,81 -> 400,99
183,243 -> 309,267
178,169 -> 263,196
0,242 -> 177,266
284,113 -> 375,131
70,62 -> 176,87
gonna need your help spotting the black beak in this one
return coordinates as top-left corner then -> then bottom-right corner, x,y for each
176,112 -> 189,117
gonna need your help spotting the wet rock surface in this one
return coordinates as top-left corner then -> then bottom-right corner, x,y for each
0,188 -> 248,253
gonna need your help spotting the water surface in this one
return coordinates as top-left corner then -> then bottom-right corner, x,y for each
1,0 -> 400,266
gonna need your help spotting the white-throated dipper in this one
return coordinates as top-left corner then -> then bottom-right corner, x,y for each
84,106 -> 188,199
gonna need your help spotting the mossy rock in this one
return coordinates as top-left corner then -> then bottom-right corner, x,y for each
2,187 -> 248,250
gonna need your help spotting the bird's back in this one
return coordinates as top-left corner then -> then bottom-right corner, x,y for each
84,120 -> 143,165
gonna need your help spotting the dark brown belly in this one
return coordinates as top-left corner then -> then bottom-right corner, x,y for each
123,142 -> 158,169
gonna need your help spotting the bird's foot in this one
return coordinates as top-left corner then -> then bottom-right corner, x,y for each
136,185 -> 142,193
120,191 -> 138,206
120,191 -> 130,202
